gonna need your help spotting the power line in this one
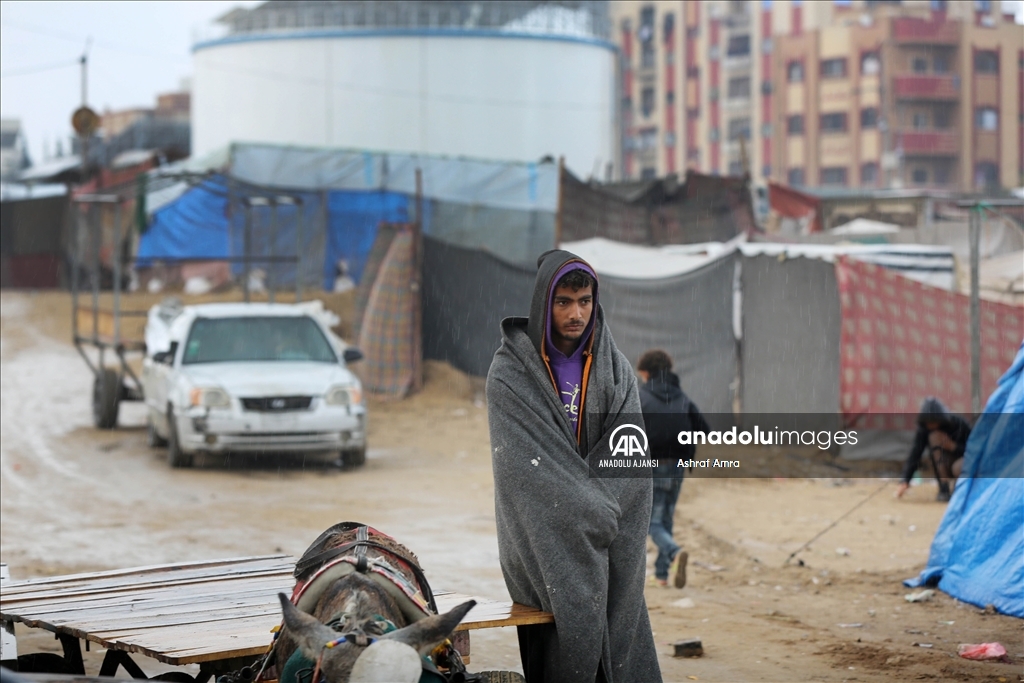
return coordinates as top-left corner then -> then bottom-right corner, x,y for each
0,59 -> 80,79
0,19 -> 188,63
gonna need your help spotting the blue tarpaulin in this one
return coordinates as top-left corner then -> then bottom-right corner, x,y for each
137,175 -> 229,266
904,343 -> 1024,617
324,190 -> 410,289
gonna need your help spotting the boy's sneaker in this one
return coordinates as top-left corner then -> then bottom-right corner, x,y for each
670,551 -> 688,589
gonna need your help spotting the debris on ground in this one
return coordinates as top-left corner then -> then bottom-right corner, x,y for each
673,639 -> 704,658
904,589 -> 935,603
957,642 -> 1008,661
671,598 -> 696,609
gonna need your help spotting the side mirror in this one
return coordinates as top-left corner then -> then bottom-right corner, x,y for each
343,348 -> 364,364
152,351 -> 171,364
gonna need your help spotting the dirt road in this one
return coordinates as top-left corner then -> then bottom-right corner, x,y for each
1,291 -> 1020,682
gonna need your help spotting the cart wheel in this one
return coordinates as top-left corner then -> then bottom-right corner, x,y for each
147,417 -> 168,448
166,412 -> 193,468
341,446 -> 366,469
475,673 -> 526,683
92,367 -> 121,429
151,672 -> 198,683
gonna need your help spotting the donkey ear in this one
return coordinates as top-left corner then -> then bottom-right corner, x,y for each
278,593 -> 337,661
381,600 -> 475,655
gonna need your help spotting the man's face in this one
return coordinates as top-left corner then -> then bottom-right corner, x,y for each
924,420 -> 940,431
551,284 -> 593,344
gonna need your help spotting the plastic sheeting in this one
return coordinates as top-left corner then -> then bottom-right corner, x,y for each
904,344 -> 1024,617
423,235 -> 738,414
229,143 -> 559,213
138,176 -> 230,266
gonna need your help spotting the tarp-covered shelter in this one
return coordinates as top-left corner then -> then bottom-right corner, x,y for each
0,190 -> 70,288
904,344 -> 1024,617
560,169 -> 756,245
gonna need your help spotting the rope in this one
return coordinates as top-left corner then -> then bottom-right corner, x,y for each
783,480 -> 889,566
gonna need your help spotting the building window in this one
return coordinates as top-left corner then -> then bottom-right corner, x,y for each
911,168 -> 928,184
762,164 -> 772,178
641,45 -> 656,68
787,114 -> 805,135
933,54 -> 950,73
728,160 -> 744,176
913,112 -> 929,129
622,96 -> 633,112
641,87 -> 656,117
861,163 -> 879,185
974,50 -> 999,74
935,165 -> 951,185
935,108 -> 952,128
638,127 -> 658,150
687,65 -> 700,79
931,0 -> 948,11
821,112 -> 848,133
821,58 -> 848,79
641,167 -> 657,180
727,34 -> 751,57
727,76 -> 751,99
861,52 -> 881,76
761,122 -> 773,137
665,131 -> 676,147
787,61 -> 804,82
821,167 -> 848,186
709,127 -> 720,143
973,0 -> 992,11
974,162 -> 998,188
666,91 -> 676,105
861,107 -> 879,128
663,12 -> 675,42
975,107 -> 998,130
912,57 -> 929,74
787,168 -> 805,186
728,118 -> 751,140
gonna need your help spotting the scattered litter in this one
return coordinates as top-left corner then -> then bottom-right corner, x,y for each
938,620 -> 954,625
904,589 -> 935,603
982,604 -> 997,615
908,525 -> 916,532
905,629 -> 924,635
867,609 -> 876,617
811,577 -> 820,585
837,623 -> 863,628
687,677 -> 699,681
671,598 -> 696,609
957,642 -> 1008,661
673,638 -> 703,658
530,459 -> 539,466
693,561 -> 726,572
914,643 -> 933,648
836,547 -> 851,556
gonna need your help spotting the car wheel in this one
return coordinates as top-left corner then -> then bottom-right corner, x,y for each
92,367 -> 121,429
166,411 -> 193,468
147,417 -> 168,448
341,446 -> 366,469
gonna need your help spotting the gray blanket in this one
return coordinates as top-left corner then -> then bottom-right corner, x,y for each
486,252 -> 660,683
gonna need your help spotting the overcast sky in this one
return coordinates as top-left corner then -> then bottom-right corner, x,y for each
1,1 -> 258,164
2,1 -> 1023,167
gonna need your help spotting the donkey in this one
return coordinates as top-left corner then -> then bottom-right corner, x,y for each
268,524 -> 475,683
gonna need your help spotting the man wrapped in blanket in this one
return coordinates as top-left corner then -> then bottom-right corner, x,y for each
486,250 -> 661,683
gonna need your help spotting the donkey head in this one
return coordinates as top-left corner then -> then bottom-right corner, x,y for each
278,593 -> 475,683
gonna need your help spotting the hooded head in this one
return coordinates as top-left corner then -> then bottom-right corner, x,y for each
918,396 -> 950,429
527,250 -> 599,360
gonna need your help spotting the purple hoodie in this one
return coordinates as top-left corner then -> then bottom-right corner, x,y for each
544,262 -> 598,433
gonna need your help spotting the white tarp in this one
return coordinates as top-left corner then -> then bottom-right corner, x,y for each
830,218 -> 900,235
560,236 -> 742,279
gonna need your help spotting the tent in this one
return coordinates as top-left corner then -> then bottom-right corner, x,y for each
904,343 -> 1024,617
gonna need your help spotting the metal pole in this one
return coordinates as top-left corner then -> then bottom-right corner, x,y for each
295,196 -> 303,303
112,202 -> 121,346
268,198 -> 277,304
969,206 -> 981,415
71,203 -> 81,341
243,202 -> 252,304
91,204 -> 100,341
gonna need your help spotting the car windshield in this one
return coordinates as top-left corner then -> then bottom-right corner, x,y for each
182,316 -> 337,364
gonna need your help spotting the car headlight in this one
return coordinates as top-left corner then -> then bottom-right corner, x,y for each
190,387 -> 231,408
325,385 -> 362,406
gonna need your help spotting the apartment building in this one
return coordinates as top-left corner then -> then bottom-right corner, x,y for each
612,0 -> 1022,191
773,0 -> 1023,191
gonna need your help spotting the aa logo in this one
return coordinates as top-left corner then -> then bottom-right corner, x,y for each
608,424 -> 649,457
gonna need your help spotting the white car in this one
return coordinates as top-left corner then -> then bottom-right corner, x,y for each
142,301 -> 366,468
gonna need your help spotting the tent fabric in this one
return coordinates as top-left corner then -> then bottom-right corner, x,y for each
356,226 -> 418,398
559,237 -> 739,280
904,343 -> 1024,617
229,143 -> 559,213
831,218 -> 900,235
324,190 -> 410,288
836,257 -> 1023,425
599,254 -> 738,415
138,176 -> 230,266
740,254 -> 842,416
560,169 -> 754,246
768,182 -> 821,234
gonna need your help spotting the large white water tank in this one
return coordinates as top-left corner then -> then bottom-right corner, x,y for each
192,2 -> 616,176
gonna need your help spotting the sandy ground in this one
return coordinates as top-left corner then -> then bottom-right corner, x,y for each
1,291 -> 1021,683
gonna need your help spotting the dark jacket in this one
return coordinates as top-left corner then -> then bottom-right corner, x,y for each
902,397 -> 972,483
639,370 -> 709,485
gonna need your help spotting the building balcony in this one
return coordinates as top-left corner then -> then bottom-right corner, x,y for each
899,130 -> 959,156
893,75 -> 959,101
893,16 -> 959,44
